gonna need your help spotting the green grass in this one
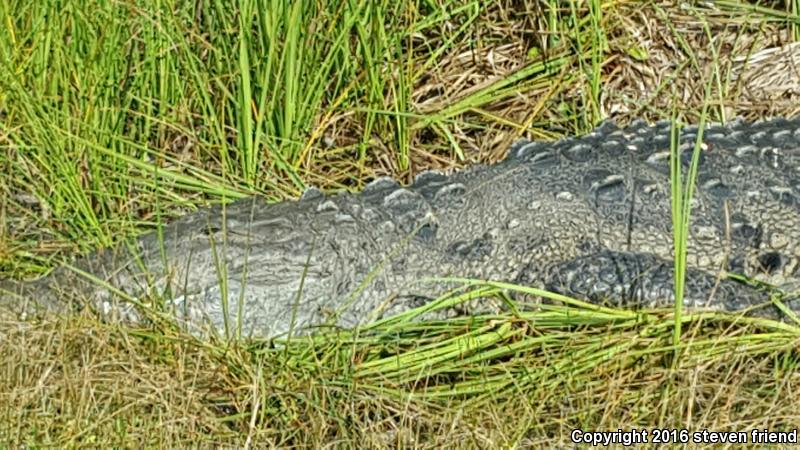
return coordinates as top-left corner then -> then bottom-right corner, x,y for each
1,284 -> 798,446
1,0 -> 800,446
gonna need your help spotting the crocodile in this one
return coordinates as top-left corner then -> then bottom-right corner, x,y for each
2,118 -> 800,339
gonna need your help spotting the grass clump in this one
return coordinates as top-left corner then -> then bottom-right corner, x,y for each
1,286 -> 799,447
2,0 -> 800,276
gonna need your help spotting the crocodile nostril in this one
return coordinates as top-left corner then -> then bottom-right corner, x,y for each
757,252 -> 784,275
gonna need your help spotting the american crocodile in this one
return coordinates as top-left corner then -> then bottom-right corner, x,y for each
2,118 -> 800,338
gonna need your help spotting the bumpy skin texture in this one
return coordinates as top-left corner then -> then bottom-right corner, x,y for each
2,118 -> 800,338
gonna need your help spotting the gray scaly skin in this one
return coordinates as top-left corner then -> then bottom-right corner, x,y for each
2,118 -> 800,338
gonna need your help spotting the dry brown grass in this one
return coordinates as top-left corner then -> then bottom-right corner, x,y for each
311,1 -> 800,182
1,309 -> 798,447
